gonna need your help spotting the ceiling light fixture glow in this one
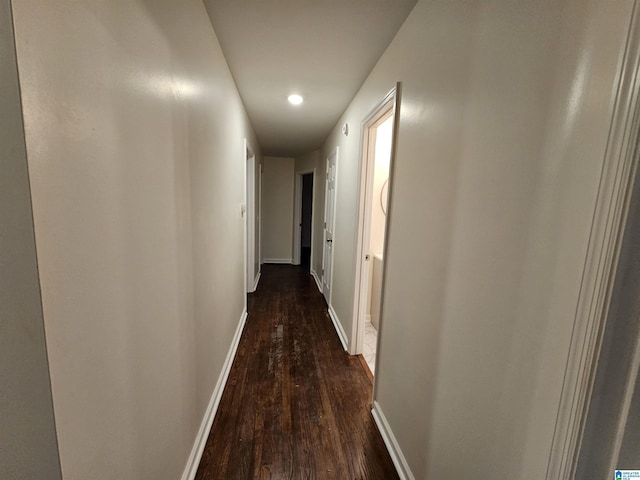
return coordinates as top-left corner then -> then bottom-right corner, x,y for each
288,94 -> 304,105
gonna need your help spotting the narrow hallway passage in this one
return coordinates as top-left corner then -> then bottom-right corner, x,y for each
195,265 -> 398,479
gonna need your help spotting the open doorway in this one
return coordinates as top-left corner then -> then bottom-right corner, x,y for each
300,174 -> 314,268
352,88 -> 399,377
293,170 -> 315,270
244,139 -> 260,294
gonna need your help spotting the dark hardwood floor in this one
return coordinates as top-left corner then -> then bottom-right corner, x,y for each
195,264 -> 399,480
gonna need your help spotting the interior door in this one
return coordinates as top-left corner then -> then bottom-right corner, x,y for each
323,149 -> 337,302
245,143 -> 256,293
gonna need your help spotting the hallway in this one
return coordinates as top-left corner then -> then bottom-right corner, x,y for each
195,265 -> 398,479
5,0 -> 640,478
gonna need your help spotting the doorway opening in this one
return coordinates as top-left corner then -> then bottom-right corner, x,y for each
301,173 -> 314,268
293,170 -> 315,270
352,88 -> 399,377
244,139 -> 260,295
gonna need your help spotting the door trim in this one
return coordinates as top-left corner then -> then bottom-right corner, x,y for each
258,163 -> 263,271
351,86 -> 400,359
546,3 -> 640,477
244,139 -> 258,294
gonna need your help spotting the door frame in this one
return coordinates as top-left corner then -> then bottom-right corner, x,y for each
351,86 -> 399,358
293,169 -> 316,269
546,4 -> 640,477
258,162 -> 263,272
244,138 -> 259,293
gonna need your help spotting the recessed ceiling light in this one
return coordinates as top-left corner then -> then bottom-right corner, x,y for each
288,94 -> 303,105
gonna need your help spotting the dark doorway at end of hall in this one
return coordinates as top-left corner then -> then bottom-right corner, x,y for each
300,172 -> 313,268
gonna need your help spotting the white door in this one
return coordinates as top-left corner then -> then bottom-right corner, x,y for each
323,148 -> 337,301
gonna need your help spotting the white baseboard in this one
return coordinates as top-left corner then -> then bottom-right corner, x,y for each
263,258 -> 292,264
310,269 -> 322,292
328,305 -> 348,351
371,401 -> 415,480
181,309 -> 248,480
250,272 -> 261,292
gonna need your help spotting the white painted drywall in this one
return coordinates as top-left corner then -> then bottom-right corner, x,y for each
11,1 -> 261,478
262,156 -> 295,262
295,150 -> 325,278
202,0 -> 418,157
0,1 -> 61,477
322,0 -> 635,478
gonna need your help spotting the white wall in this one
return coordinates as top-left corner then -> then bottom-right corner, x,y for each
295,150 -> 325,280
11,1 -> 261,478
262,156 -> 295,263
0,0 -> 61,477
322,0 -> 635,478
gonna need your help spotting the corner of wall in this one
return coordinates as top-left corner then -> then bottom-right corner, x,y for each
0,0 -> 61,476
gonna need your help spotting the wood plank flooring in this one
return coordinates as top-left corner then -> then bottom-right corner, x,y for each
195,264 -> 399,480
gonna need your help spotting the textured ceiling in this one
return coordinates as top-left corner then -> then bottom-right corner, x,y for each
204,0 -> 418,157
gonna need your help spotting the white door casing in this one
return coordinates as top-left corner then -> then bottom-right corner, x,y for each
546,4 -> 640,476
352,91 -> 396,357
258,163 -> 263,269
244,139 -> 258,293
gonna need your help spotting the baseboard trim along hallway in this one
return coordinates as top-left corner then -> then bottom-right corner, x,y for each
310,269 -> 322,292
372,401 -> 415,480
251,271 -> 261,293
328,305 -> 348,351
181,309 -> 248,480
263,258 -> 292,264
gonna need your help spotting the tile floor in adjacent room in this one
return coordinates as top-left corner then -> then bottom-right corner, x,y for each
364,320 -> 378,374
